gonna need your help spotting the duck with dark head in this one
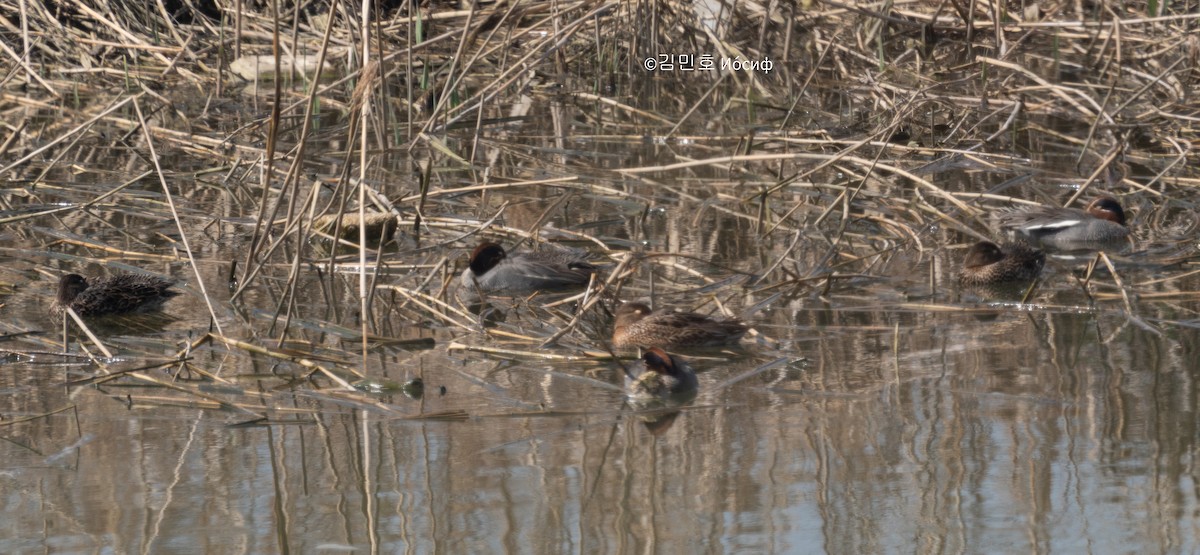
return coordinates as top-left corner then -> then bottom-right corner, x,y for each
624,347 -> 699,400
51,273 -> 179,318
456,241 -> 598,303
998,196 -> 1130,249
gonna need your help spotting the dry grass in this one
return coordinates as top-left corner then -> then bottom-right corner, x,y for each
0,0 -> 1198,415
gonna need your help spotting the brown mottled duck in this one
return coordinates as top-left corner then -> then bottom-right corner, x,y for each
51,273 -> 179,318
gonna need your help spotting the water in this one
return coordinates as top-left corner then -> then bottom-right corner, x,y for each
3,68 -> 1200,554
3,177 -> 1198,553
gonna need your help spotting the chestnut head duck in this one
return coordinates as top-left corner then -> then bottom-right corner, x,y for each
456,242 -> 597,302
612,302 -> 748,350
958,241 -> 1045,286
51,273 -> 179,318
624,347 -> 699,400
998,196 -> 1130,248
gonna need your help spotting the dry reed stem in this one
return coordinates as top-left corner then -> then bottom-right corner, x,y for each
383,285 -> 476,332
123,396 -> 225,410
710,357 -> 792,391
623,152 -> 978,216
0,36 -> 59,98
71,357 -> 265,417
132,98 -> 224,336
540,252 -> 635,348
207,333 -> 360,388
0,171 -> 152,225
63,307 -> 113,359
425,0 -> 616,132
69,2 -> 175,67
0,95 -> 137,175
0,404 -> 76,428
35,233 -> 177,262
979,56 -> 1106,119
1097,252 -> 1140,320
449,341 -> 612,361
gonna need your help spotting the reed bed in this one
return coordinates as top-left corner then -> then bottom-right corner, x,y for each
0,0 -> 1198,419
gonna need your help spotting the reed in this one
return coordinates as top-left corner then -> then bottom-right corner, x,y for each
1,0 -> 1197,421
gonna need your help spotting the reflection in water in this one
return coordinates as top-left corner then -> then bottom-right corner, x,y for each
636,408 -> 684,436
3,301 -> 1200,552
1,194 -> 1198,554
3,80 -> 1200,555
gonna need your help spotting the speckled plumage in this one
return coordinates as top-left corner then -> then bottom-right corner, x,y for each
612,302 -> 748,350
456,242 -> 597,303
998,196 -> 1130,248
958,241 -> 1045,286
624,348 -> 698,400
51,273 -> 179,318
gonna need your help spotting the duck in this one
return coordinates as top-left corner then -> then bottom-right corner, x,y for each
612,302 -> 748,350
624,347 -> 698,400
51,273 -> 179,318
998,196 -> 1130,248
456,242 -> 597,302
958,241 -> 1045,286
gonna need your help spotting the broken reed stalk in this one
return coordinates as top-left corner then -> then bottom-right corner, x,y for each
207,333 -> 360,388
383,285 -> 477,332
1097,251 -> 1138,318
0,96 -> 137,175
357,23 -> 374,375
237,0 -> 288,299
266,12 -> 341,343
425,1 -> 617,133
0,172 -> 151,225
57,322 -> 256,415
0,34 -> 58,98
624,151 -> 978,217
117,370 -> 267,417
64,307 -> 113,359
539,252 -> 635,347
132,98 -> 224,335
0,404 -> 76,428
448,341 -> 613,361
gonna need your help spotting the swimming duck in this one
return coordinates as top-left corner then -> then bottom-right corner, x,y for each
456,242 -> 597,302
998,196 -> 1130,248
612,302 -> 748,350
958,241 -> 1045,286
624,347 -> 699,400
51,273 -> 179,318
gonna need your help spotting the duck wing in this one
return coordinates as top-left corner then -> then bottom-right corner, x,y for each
638,312 -> 748,346
503,251 -> 597,287
997,206 -> 1086,233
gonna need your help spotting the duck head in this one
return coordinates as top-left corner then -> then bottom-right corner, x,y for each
57,274 -> 89,305
963,241 -> 1004,269
614,302 -> 651,328
642,347 -> 680,377
1085,196 -> 1126,225
468,242 -> 508,276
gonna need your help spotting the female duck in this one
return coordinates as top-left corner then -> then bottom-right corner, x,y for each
612,302 -> 748,350
456,242 -> 597,302
998,196 -> 1130,248
625,348 -> 698,400
51,273 -> 179,318
958,241 -> 1044,286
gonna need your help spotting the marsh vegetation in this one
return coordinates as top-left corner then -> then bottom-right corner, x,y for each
2,0 -> 1199,551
